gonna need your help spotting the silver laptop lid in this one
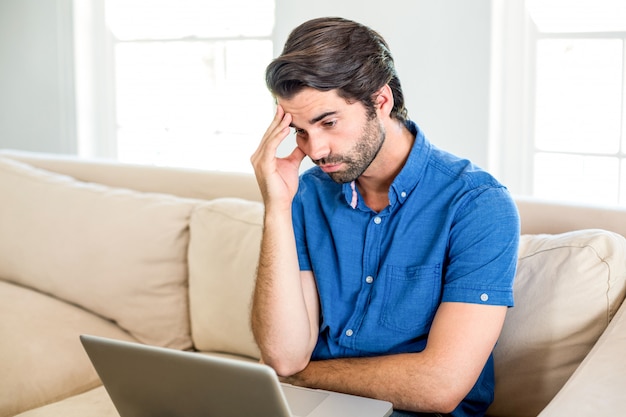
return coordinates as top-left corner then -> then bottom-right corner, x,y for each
81,334 -> 292,417
80,334 -> 393,417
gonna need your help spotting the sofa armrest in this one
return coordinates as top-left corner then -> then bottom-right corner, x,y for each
538,300 -> 626,416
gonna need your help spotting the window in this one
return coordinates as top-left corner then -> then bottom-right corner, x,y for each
103,0 -> 275,173
525,0 -> 626,206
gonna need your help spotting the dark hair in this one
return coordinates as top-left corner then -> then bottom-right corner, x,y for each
266,17 -> 408,123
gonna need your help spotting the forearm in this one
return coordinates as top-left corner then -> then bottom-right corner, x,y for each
251,207 -> 319,375
283,353 -> 460,414
283,303 -> 506,414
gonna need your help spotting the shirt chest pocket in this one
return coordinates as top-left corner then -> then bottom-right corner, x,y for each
378,264 -> 442,334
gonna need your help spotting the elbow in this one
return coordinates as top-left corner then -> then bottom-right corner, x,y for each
425,385 -> 468,415
252,329 -> 315,377
261,352 -> 310,377
403,372 -> 467,414
433,396 -> 462,415
263,352 -> 309,378
404,393 -> 459,416
400,392 -> 461,416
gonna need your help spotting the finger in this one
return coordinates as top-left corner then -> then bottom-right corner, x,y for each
262,105 -> 290,143
253,109 -> 292,163
285,146 -> 306,167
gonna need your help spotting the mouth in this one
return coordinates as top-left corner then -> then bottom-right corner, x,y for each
319,163 -> 343,173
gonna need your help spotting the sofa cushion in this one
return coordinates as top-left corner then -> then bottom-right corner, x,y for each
188,198 -> 263,359
488,229 -> 626,417
0,280 -> 136,417
0,156 -> 197,350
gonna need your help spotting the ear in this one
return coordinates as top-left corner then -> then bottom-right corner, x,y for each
375,84 -> 394,118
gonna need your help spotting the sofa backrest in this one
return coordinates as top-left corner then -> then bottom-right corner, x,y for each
0,149 -> 262,203
515,195 -> 626,238
5,150 -> 626,239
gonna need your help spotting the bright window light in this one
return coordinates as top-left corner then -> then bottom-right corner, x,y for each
534,153 -> 620,205
526,0 -> 626,206
534,39 -> 622,155
526,0 -> 626,33
105,0 -> 275,173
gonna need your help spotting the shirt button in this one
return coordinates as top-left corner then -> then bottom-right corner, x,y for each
480,293 -> 489,302
400,191 -> 407,198
345,329 -> 354,337
374,216 -> 382,224
365,276 -> 374,284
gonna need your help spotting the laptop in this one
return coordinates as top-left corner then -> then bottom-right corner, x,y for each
80,334 -> 393,417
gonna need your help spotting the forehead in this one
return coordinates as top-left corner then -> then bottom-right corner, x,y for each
277,88 -> 360,125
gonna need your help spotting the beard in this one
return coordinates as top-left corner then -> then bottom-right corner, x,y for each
314,115 -> 386,184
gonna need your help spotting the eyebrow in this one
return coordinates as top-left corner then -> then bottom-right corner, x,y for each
310,111 -> 337,124
290,111 -> 338,129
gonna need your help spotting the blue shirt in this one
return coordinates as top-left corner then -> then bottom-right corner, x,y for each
291,121 -> 520,416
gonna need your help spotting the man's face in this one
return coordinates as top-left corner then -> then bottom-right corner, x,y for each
278,88 -> 386,184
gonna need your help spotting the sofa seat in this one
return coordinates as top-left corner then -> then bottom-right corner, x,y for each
0,281 -> 136,417
13,387 -> 116,417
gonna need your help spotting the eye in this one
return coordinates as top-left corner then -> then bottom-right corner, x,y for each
293,128 -> 307,137
323,120 -> 337,128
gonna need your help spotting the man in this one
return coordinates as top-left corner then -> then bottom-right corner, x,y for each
250,17 -> 519,417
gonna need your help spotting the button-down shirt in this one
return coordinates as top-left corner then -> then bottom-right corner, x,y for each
291,121 -> 519,415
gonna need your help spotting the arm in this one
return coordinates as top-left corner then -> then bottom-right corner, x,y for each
283,302 -> 507,414
250,106 -> 320,376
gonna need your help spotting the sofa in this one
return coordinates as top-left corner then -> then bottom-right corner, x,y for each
0,149 -> 624,417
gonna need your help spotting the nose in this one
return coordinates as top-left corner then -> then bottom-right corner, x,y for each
302,131 -> 331,162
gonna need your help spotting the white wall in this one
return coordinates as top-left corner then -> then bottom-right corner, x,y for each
0,0 -> 76,153
274,0 -> 494,169
0,0 -> 494,170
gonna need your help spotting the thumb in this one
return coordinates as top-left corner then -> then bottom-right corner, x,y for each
286,146 -> 307,166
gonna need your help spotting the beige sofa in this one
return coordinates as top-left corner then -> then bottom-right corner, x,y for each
0,149 -> 624,417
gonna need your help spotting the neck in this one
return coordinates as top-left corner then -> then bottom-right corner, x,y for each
357,120 -> 414,211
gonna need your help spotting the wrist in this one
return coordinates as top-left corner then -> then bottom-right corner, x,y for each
263,199 -> 293,218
